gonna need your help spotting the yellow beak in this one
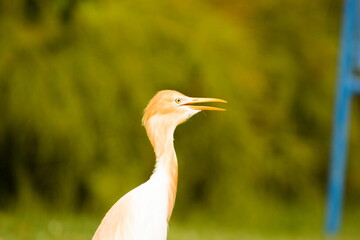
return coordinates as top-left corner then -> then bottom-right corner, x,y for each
182,97 -> 227,111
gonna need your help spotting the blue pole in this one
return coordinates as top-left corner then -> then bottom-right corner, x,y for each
325,0 -> 358,236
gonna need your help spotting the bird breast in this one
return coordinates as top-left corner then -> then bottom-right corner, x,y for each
93,168 -> 172,240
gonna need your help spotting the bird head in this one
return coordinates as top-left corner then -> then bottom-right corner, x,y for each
142,90 -> 226,129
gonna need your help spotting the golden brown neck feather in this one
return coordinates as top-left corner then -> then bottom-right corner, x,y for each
141,90 -> 188,221
143,116 -> 178,222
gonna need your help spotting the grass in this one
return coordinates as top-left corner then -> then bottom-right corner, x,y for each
0,212 -> 95,240
0,209 -> 359,240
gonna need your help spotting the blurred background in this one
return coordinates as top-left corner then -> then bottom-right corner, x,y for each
0,0 -> 359,239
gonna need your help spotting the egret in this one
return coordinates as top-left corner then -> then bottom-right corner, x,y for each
93,90 -> 226,240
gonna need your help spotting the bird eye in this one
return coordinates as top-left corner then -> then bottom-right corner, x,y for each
175,98 -> 181,104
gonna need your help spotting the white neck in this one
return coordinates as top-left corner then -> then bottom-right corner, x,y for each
145,116 -> 178,221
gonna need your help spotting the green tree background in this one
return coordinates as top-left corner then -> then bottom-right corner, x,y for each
0,0 -> 359,233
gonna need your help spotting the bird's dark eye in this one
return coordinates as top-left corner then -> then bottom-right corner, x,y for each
175,98 -> 181,104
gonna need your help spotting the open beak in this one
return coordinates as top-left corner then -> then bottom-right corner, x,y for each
182,97 -> 227,111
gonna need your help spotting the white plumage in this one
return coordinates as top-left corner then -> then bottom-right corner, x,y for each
93,90 -> 226,240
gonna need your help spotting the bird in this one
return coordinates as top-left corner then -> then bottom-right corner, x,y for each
92,90 -> 226,240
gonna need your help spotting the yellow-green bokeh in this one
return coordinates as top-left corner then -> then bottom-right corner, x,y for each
0,0 -> 359,237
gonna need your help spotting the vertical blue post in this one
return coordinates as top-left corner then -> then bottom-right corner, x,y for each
325,0 -> 360,236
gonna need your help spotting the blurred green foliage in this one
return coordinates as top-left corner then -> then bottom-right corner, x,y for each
0,0 -> 359,228
1,209 -> 360,239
